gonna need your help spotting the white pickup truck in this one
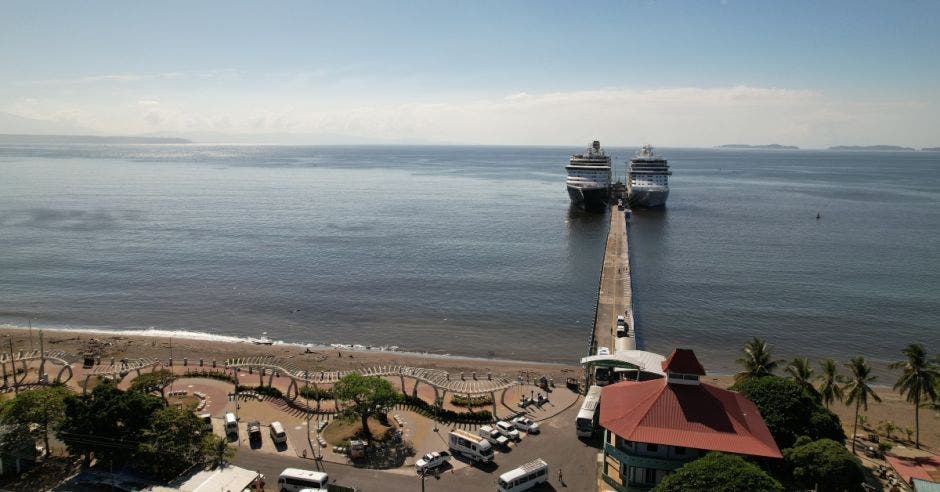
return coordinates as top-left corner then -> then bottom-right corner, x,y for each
479,425 -> 510,447
415,451 -> 450,474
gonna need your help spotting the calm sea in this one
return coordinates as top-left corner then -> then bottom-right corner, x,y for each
1,144 -> 937,374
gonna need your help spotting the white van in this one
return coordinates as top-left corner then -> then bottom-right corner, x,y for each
497,458 -> 549,492
278,468 -> 328,492
224,412 -> 237,435
448,429 -> 494,463
270,421 -> 287,445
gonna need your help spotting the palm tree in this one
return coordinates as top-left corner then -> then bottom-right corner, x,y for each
817,359 -> 844,409
785,357 -> 817,396
889,343 -> 939,449
844,356 -> 881,454
734,337 -> 783,383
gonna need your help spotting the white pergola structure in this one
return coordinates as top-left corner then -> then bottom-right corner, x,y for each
223,356 -> 518,418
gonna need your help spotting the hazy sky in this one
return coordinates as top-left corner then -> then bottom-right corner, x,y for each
2,0 -> 938,146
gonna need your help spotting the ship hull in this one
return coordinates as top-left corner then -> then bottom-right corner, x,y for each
567,186 -> 610,209
628,188 -> 669,208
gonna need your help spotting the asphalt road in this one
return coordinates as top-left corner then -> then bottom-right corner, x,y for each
233,400 -> 599,491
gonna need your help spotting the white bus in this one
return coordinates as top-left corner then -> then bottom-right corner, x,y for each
448,429 -> 494,463
496,458 -> 549,492
575,385 -> 602,437
277,468 -> 328,492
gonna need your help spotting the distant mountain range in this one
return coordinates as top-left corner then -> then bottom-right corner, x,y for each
922,147 -> 940,152
717,144 -> 799,150
828,145 -> 916,151
0,134 -> 190,144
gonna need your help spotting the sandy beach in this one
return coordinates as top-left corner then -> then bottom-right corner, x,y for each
0,326 -> 582,384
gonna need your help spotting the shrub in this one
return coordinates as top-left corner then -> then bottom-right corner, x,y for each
655,452 -> 782,492
732,376 -> 845,449
235,385 -> 283,398
784,438 -> 865,492
299,386 -> 334,400
450,394 -> 493,407
184,370 -> 237,384
401,394 -> 492,423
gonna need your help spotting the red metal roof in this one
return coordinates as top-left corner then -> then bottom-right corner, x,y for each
599,378 -> 782,459
886,454 -> 940,484
661,348 -> 706,375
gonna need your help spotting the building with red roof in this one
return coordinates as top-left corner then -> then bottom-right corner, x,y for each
886,453 -> 940,490
599,348 -> 782,491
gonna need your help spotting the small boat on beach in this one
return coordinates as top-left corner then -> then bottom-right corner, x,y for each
252,332 -> 274,345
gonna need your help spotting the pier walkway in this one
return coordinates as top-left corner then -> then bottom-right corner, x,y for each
592,206 -> 635,354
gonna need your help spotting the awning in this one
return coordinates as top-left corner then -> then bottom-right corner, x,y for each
580,350 -> 666,376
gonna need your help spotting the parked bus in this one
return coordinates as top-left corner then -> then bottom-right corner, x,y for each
496,458 -> 549,492
575,385 -> 602,437
278,468 -> 329,492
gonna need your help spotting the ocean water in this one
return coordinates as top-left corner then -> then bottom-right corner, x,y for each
0,144 -> 937,374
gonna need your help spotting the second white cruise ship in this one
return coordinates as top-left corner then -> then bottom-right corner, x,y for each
627,144 -> 671,207
566,140 -> 612,209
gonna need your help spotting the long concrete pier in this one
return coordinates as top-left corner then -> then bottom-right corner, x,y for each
591,206 -> 635,354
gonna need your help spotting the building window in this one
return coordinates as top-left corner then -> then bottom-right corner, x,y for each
645,468 -> 656,484
674,446 -> 686,455
646,443 -> 658,453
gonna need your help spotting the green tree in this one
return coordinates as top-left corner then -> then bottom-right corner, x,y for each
332,373 -> 401,438
784,438 -> 865,492
0,385 -> 70,457
889,343 -> 939,449
732,376 -> 844,449
785,357 -> 817,397
654,452 -> 782,492
129,369 -> 177,402
58,381 -> 163,468
817,359 -> 844,409
136,406 -> 212,480
735,337 -> 783,383
203,433 -> 235,468
843,357 -> 881,454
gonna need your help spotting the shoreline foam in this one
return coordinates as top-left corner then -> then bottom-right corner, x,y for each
0,323 -> 575,369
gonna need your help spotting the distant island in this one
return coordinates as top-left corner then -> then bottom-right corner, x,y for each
717,144 -> 799,150
0,134 -> 191,144
922,147 -> 940,152
828,145 -> 915,151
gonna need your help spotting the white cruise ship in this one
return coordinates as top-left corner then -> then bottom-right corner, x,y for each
627,144 -> 671,208
566,140 -> 612,209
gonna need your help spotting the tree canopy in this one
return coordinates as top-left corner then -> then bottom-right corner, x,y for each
732,376 -> 844,449
333,373 -> 401,438
843,357 -> 880,454
0,384 -> 70,457
785,357 -> 817,398
890,343 -> 939,449
735,337 -> 783,383
817,359 -> 844,409
654,452 -> 782,492
129,369 -> 178,401
136,406 -> 225,480
784,438 -> 866,492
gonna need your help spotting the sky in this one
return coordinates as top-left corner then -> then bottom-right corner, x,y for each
1,0 -> 939,147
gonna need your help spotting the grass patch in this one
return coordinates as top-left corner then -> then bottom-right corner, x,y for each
322,415 -> 398,446
167,394 -> 200,411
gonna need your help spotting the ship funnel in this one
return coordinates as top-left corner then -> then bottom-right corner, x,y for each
592,140 -> 600,151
